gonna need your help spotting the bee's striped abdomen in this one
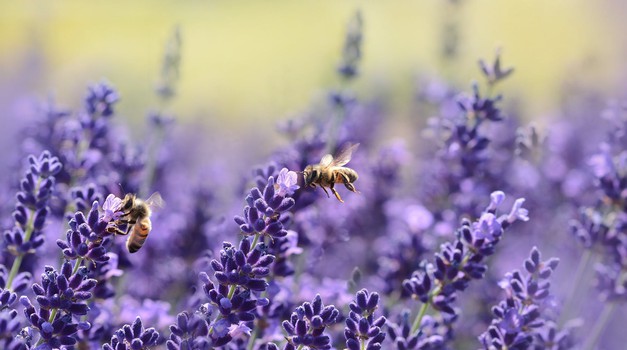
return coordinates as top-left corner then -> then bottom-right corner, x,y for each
126,218 -> 152,254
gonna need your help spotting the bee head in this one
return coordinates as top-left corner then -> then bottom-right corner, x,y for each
302,165 -> 318,186
121,194 -> 136,211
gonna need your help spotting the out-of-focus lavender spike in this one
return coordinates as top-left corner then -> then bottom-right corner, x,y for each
479,247 -> 562,349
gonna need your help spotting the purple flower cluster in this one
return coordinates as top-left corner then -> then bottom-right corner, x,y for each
19,262 -> 94,348
234,168 -> 298,241
210,240 -> 274,292
57,200 -> 114,265
3,151 -> 61,275
344,289 -> 386,350
102,317 -> 159,350
166,311 -> 211,349
479,247 -> 562,349
398,192 -> 528,347
280,294 -> 339,349
171,168 -> 301,348
12,190 -> 126,348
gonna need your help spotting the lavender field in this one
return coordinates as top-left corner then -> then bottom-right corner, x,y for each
0,3 -> 626,350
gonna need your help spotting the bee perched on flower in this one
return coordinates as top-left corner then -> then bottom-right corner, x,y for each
105,192 -> 165,253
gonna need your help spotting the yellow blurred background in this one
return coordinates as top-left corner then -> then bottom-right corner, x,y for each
0,0 -> 624,130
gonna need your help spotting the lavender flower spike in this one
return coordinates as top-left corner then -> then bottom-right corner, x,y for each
4,151 -> 61,292
84,81 -> 119,117
56,200 -> 119,265
345,289 -> 386,350
102,317 -> 159,350
19,262 -> 94,348
234,167 -> 298,240
282,294 -> 340,350
479,247 -> 560,349
166,311 -> 211,350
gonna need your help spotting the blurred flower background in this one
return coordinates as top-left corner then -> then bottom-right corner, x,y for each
1,0 -> 627,349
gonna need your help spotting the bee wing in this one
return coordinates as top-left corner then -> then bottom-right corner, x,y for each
330,143 -> 360,167
144,192 -> 166,211
319,154 -> 334,167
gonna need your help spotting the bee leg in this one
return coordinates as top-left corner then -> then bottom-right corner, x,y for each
124,220 -> 137,234
117,211 -> 132,219
344,182 -> 358,193
340,173 -> 359,193
106,223 -> 129,236
320,185 -> 331,198
329,183 -> 344,203
112,219 -> 135,235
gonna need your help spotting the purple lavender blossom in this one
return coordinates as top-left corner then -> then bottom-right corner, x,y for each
210,239 -> 275,292
19,262 -> 93,348
479,247 -> 560,349
0,309 -> 30,349
399,192 -> 529,347
101,194 -> 124,223
84,81 -> 119,118
109,143 -> 146,196
166,311 -> 211,350
387,310 -> 444,349
22,83 -> 125,220
337,10 -> 363,80
102,317 -> 159,350
56,201 -> 116,265
2,151 -> 61,293
275,168 -> 299,197
569,127 -> 627,336
15,191 -> 125,348
234,168 -> 298,241
70,184 -> 103,214
195,236 -> 273,347
344,289 -> 386,350
478,49 -> 515,87
280,294 -> 339,350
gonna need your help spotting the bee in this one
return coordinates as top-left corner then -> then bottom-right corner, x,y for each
113,192 -> 165,253
303,143 -> 360,203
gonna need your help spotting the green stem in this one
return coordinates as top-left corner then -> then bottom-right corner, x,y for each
6,255 -> 24,292
411,301 -> 430,334
582,303 -> 616,350
35,308 -> 59,346
209,285 -> 237,335
360,338 -> 366,350
559,249 -> 592,325
227,285 -> 236,299
7,177 -> 42,291
250,233 -> 261,251
72,257 -> 84,275
48,308 -> 59,323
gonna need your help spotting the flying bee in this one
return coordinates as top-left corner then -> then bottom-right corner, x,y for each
303,143 -> 359,203
113,192 -> 165,253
